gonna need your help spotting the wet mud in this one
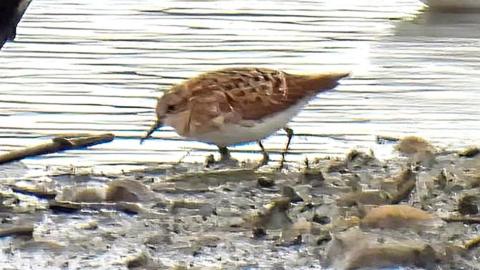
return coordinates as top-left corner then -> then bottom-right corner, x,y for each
0,137 -> 479,269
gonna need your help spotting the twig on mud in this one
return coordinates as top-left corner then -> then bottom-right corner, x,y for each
0,225 -> 34,238
442,215 -> 480,224
464,235 -> 480,250
0,133 -> 114,165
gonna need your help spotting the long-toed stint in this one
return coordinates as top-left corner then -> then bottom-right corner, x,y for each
141,67 -> 349,168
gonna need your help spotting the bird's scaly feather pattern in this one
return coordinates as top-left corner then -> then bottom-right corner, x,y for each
163,67 -> 349,137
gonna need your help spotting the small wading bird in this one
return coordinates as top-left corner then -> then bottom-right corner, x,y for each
141,67 -> 349,168
0,0 -> 32,49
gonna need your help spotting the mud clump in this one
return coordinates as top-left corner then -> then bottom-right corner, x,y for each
360,204 -> 443,230
458,146 -> 480,158
337,190 -> 392,207
248,197 -> 292,230
458,194 -> 480,215
395,136 -> 437,166
257,176 -> 275,188
325,229 -> 439,270
56,185 -> 106,202
395,136 -> 436,155
106,179 -> 153,202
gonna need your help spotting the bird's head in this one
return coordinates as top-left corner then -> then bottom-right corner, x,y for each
140,88 -> 188,143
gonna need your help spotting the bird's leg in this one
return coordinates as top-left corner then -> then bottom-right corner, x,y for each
205,146 -> 238,168
279,127 -> 294,169
255,141 -> 270,168
218,146 -> 231,162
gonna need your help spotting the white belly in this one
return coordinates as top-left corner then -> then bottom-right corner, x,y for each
191,100 -> 308,147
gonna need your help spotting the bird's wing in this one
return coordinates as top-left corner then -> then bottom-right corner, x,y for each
185,90 -> 242,135
185,67 -> 348,121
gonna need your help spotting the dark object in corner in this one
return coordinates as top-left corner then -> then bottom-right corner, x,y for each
0,0 -> 32,49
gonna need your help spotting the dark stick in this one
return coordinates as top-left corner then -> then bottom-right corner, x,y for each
0,133 -> 114,165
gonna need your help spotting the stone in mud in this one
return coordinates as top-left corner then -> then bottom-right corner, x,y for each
467,174 -> 480,188
160,168 -> 259,189
301,167 -> 325,185
458,146 -> 480,158
458,194 -> 480,215
48,200 -> 82,213
0,191 -> 20,211
360,204 -> 443,230
49,200 -> 144,215
336,190 -> 392,207
56,185 -> 106,202
76,220 -> 98,230
376,135 -> 400,144
312,214 -> 331,225
124,250 -> 150,269
169,199 -> 213,213
56,180 -> 153,203
324,229 -> 439,270
316,229 -> 332,245
347,244 -> 437,270
345,149 -> 378,169
106,179 -> 153,202
346,174 -> 362,192
18,240 -> 65,252
328,216 -> 361,233
248,197 -> 292,230
280,218 -> 319,243
190,234 -> 222,248
144,233 -> 172,246
386,167 -> 417,204
252,227 -> 267,239
10,181 -> 57,200
0,224 -> 33,238
281,186 -> 304,203
257,176 -> 275,188
326,160 -> 348,173
435,168 -> 448,189
326,150 -> 377,174
395,166 -> 417,183
204,154 -> 216,168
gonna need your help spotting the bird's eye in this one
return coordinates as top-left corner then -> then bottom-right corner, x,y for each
166,105 -> 176,112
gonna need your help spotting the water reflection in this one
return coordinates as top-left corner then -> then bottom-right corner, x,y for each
3,0 -> 478,170
395,9 -> 480,38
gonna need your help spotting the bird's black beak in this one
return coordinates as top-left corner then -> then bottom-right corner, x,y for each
140,120 -> 163,144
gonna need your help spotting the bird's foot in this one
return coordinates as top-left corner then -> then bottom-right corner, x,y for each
205,146 -> 239,168
253,152 -> 269,170
205,155 -> 239,168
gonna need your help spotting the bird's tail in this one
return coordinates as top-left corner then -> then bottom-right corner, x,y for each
287,71 -> 350,93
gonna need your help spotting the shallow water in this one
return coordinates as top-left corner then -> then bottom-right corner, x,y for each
0,0 -> 479,169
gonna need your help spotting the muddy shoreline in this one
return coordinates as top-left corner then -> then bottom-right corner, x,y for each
0,137 -> 479,269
